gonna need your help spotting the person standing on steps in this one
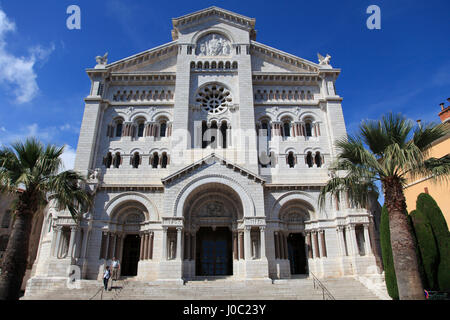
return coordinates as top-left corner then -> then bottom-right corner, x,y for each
103,266 -> 111,291
111,257 -> 120,281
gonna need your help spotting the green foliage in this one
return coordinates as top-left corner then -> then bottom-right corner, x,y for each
380,205 -> 399,299
409,210 -> 438,290
416,193 -> 450,291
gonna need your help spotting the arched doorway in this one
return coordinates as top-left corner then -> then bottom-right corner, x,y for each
108,201 -> 147,278
279,200 -> 312,275
182,182 -> 244,277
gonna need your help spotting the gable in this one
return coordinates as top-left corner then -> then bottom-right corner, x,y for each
117,54 -> 178,73
251,53 -> 311,73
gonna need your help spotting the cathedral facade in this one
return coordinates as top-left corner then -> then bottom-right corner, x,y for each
28,7 -> 384,289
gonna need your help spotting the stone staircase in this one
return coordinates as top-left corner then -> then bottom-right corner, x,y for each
22,276 -> 386,300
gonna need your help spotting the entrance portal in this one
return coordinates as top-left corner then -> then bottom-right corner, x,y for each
196,227 -> 232,276
121,234 -> 141,276
287,233 -> 307,274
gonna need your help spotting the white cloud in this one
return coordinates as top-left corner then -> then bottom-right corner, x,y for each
60,144 -> 76,171
0,8 -> 54,104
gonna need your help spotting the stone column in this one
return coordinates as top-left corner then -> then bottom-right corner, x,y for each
305,231 -> 313,259
176,227 -> 182,260
149,232 -> 154,260
68,226 -> 78,259
311,231 -> 318,259
347,225 -> 357,256
239,232 -> 244,260
279,233 -> 285,259
336,227 -> 344,256
115,234 -> 121,258
162,227 -> 168,260
244,226 -> 251,260
259,226 -> 266,259
110,234 -> 117,259
363,225 -> 372,255
139,233 -> 145,260
319,230 -> 327,258
80,227 -> 89,259
143,233 -> 149,260
274,232 -> 280,259
233,231 -> 238,260
283,233 -> 289,260
52,226 -> 63,257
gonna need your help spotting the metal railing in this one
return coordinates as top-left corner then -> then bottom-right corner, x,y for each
310,272 -> 335,300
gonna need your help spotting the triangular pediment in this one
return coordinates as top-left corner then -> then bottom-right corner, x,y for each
171,7 -> 256,40
251,41 -> 320,73
161,154 -> 265,185
104,41 -> 178,73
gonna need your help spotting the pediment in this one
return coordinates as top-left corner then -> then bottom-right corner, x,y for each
251,41 -> 320,73
105,42 -> 178,73
171,7 -> 256,40
161,153 -> 265,185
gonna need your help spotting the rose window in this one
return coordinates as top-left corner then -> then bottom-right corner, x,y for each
196,85 -> 232,114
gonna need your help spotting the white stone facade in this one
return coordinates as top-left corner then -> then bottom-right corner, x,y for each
27,7 -> 384,290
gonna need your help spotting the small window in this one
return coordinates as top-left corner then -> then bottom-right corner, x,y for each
287,152 -> 295,168
315,152 -> 322,168
105,152 -> 112,168
115,122 -> 123,137
137,123 -> 145,137
151,153 -> 159,168
161,153 -> 168,168
306,152 -> 313,168
132,152 -> 140,168
283,122 -> 291,137
305,122 -> 312,137
160,122 -> 167,137
113,153 -> 121,168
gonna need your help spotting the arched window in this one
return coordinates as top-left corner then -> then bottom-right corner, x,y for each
202,120 -> 208,149
151,152 -> 159,168
115,120 -> 123,137
283,121 -> 291,137
315,152 -> 323,168
105,152 -> 113,168
210,121 -> 218,148
287,152 -> 295,168
159,121 -> 167,137
261,120 -> 271,140
132,152 -> 140,168
306,152 -> 313,168
113,152 -> 121,168
220,121 -> 228,148
137,122 -> 145,138
305,122 -> 312,137
161,152 -> 168,168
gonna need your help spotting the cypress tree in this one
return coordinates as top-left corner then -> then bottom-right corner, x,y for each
416,193 -> 450,291
409,210 -> 438,290
380,205 -> 399,299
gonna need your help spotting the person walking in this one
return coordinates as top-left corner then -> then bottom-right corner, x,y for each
111,257 -> 120,281
103,266 -> 111,291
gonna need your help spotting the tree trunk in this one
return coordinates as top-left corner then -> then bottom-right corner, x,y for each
0,205 -> 33,300
383,177 -> 424,300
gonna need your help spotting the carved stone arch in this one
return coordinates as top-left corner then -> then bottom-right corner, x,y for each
109,147 -> 125,154
174,175 -> 256,218
151,111 -> 172,122
277,111 -> 296,122
191,27 -> 235,46
148,148 -> 160,155
298,111 -> 320,122
129,147 -> 144,155
256,113 -> 275,123
284,147 -> 297,154
105,192 -> 160,221
130,112 -> 149,123
270,191 -> 318,221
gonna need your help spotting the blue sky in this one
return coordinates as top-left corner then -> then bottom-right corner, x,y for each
0,0 -> 449,180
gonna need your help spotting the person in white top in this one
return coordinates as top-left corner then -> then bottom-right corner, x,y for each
103,266 -> 111,291
111,257 -> 120,281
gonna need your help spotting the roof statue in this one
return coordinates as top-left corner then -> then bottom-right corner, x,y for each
95,52 -> 108,68
317,53 -> 332,68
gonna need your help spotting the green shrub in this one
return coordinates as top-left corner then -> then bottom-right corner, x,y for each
380,205 -> 399,299
416,193 -> 450,291
410,210 -> 438,290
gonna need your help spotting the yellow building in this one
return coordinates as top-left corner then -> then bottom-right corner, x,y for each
404,100 -> 450,229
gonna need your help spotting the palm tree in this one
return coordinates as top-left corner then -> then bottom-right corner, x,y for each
0,138 -> 91,300
319,113 -> 450,300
